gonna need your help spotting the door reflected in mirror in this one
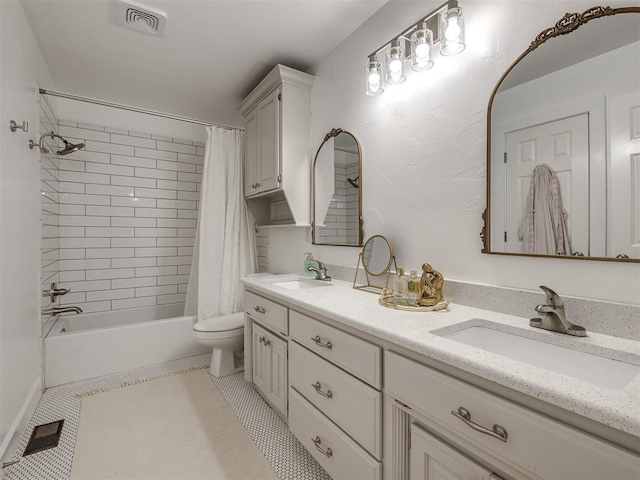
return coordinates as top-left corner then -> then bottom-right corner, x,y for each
312,128 -> 363,246
485,6 -> 640,262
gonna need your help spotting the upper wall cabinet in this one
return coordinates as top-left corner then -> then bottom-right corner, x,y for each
239,65 -> 315,226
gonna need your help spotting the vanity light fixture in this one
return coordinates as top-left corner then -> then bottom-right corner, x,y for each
365,0 -> 465,95
365,55 -> 384,96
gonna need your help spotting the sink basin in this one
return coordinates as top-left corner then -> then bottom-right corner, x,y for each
441,326 -> 640,389
272,279 -> 331,290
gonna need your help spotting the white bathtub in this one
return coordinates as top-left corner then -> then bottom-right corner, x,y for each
44,303 -> 210,387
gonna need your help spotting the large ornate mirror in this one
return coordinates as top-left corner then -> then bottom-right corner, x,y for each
312,128 -> 363,246
484,6 -> 640,262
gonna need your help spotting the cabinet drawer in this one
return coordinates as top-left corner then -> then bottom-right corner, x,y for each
290,310 -> 382,388
289,388 -> 381,480
386,352 -> 640,480
290,341 -> 382,459
244,291 -> 288,335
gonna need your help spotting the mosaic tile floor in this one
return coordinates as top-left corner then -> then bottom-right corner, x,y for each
3,354 -> 331,480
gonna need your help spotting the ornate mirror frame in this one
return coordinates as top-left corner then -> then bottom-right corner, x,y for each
312,128 -> 364,247
482,5 -> 640,263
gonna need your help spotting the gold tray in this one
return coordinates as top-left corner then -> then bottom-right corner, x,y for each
378,289 -> 449,312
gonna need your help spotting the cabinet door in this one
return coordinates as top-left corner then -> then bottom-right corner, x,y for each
244,108 -> 259,197
266,331 -> 288,417
257,88 -> 281,193
252,323 -> 268,395
410,423 -> 496,480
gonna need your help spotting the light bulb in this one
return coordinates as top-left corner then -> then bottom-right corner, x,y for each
445,16 -> 461,42
368,72 -> 380,85
389,58 -> 402,73
415,42 -> 430,59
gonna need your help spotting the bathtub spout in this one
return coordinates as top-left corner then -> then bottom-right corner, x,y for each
42,305 -> 83,315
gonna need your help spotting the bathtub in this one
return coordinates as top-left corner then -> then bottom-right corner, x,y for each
44,303 -> 210,387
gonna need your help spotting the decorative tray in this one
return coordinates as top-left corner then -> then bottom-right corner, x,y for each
378,288 -> 449,312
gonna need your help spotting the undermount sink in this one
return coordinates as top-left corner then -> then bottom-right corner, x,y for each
272,279 -> 332,290
440,325 -> 640,389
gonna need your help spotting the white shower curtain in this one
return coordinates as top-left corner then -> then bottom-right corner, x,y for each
184,126 -> 256,320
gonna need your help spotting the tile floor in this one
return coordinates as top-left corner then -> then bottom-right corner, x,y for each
4,354 -> 331,480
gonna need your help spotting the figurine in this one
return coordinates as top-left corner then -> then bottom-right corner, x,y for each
419,263 -> 444,307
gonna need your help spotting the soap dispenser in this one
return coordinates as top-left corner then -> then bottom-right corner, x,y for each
304,252 -> 317,277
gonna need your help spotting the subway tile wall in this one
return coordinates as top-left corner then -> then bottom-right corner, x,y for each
56,120 -> 204,314
40,94 -> 61,334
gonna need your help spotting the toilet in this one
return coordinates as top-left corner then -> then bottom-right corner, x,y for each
193,312 -> 245,377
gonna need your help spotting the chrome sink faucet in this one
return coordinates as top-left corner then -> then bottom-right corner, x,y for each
307,260 -> 332,281
530,286 -> 586,337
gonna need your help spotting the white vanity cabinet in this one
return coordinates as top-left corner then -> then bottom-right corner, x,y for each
386,351 -> 640,480
238,64 -> 315,227
288,310 -> 383,479
244,291 -> 290,419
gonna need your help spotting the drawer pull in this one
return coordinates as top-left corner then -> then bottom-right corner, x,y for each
311,381 -> 333,399
258,336 -> 271,346
311,436 -> 333,457
311,335 -> 333,349
253,306 -> 266,314
451,406 -> 508,443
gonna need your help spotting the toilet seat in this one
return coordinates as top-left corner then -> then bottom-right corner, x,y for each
193,312 -> 244,333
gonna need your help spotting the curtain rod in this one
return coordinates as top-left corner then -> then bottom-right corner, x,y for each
39,88 -> 241,131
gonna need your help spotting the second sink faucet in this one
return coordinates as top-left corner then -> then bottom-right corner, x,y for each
530,286 -> 586,337
307,260 -> 332,281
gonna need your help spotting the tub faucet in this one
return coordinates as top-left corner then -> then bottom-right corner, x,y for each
41,305 -> 83,315
530,286 -> 586,337
307,260 -> 331,281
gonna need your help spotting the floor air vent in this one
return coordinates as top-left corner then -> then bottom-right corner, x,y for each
118,0 -> 167,36
23,420 -> 64,456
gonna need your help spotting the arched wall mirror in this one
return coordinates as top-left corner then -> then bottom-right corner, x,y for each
483,6 -> 640,262
312,128 -> 363,246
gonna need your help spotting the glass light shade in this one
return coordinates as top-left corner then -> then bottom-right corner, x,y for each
365,60 -> 384,96
385,44 -> 406,85
410,27 -> 434,72
440,6 -> 466,56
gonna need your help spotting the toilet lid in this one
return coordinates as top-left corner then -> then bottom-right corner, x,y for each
193,312 -> 244,332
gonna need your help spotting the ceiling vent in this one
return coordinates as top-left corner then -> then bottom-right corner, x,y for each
117,0 -> 167,36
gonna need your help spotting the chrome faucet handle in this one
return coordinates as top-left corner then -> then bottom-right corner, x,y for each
539,285 -> 564,309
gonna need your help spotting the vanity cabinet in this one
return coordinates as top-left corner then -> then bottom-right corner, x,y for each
238,64 -> 315,226
252,322 -> 288,419
386,351 -> 640,480
245,291 -> 290,419
288,310 -> 383,479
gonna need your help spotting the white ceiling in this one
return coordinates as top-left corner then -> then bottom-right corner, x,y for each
21,0 -> 387,127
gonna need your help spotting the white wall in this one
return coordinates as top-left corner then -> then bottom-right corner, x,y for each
0,0 -> 55,457
268,0 -> 640,305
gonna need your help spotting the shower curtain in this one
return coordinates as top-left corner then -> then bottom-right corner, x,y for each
184,126 -> 256,320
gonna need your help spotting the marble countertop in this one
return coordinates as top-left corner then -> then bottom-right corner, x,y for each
242,274 -> 640,438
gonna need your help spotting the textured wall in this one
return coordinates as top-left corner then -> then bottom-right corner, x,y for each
268,0 -> 640,305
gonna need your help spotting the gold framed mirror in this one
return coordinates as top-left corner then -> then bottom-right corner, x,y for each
312,128 -> 363,246
353,235 -> 397,293
483,6 -> 640,262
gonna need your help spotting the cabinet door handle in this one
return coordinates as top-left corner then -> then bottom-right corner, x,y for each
256,182 -> 261,187
311,335 -> 332,349
451,406 -> 508,442
311,381 -> 333,399
258,336 -> 271,346
253,306 -> 266,314
311,436 -> 333,457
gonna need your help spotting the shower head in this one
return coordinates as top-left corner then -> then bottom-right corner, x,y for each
29,132 -> 85,156
347,176 -> 359,189
57,139 -> 85,156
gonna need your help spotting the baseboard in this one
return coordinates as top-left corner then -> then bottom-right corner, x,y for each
0,376 -> 42,461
